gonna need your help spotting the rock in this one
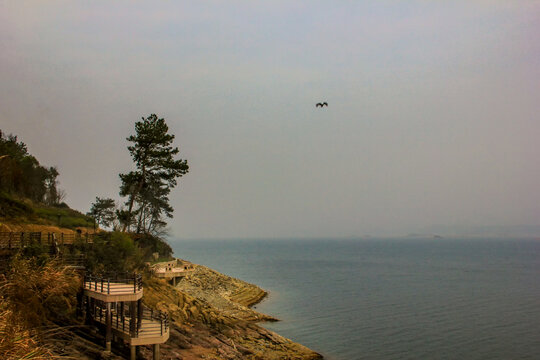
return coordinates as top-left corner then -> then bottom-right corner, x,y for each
141,265 -> 323,360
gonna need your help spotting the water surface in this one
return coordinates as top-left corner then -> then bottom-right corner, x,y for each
170,238 -> 540,359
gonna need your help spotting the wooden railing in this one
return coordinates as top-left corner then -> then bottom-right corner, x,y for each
83,273 -> 143,294
0,232 -> 94,249
94,301 -> 170,338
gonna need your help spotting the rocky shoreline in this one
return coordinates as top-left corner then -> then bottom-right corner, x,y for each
175,263 -> 277,322
143,260 -> 323,360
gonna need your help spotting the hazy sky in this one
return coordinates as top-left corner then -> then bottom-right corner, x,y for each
1,1 -> 539,238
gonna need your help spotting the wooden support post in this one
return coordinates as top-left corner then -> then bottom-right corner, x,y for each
76,288 -> 83,318
130,345 -> 137,360
105,303 -> 112,352
153,344 -> 160,360
89,298 -> 94,320
130,301 -> 136,337
120,302 -> 125,331
172,276 -> 176,286
85,296 -> 91,324
137,299 -> 143,329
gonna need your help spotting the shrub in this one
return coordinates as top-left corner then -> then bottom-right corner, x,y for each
134,233 -> 173,261
82,232 -> 144,274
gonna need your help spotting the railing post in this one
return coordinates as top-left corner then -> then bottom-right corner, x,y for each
107,278 -> 110,294
101,279 -> 103,293
8,232 -> 12,249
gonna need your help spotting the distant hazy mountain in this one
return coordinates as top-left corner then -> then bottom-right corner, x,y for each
419,225 -> 540,238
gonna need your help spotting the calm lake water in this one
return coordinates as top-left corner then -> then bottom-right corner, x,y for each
170,238 -> 540,360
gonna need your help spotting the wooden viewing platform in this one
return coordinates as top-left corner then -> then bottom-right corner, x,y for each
83,273 -> 143,302
83,273 -> 168,359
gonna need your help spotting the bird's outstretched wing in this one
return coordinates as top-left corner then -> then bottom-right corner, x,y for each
316,103 -> 322,107
322,102 -> 328,107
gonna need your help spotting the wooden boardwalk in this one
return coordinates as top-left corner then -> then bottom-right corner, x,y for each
0,231 -> 94,249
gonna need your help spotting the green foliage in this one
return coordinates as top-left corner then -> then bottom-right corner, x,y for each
34,205 -> 94,229
21,243 -> 50,264
86,196 -> 116,228
0,192 -> 91,229
81,231 -> 144,274
119,114 -> 188,234
0,192 -> 34,219
0,130 -> 63,205
134,233 -> 174,261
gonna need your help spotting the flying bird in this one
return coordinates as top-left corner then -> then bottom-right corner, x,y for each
316,102 -> 328,107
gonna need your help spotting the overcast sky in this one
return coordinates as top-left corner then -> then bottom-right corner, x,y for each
1,1 -> 539,239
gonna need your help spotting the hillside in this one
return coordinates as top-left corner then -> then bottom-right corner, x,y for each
0,193 -> 94,233
0,130 -> 321,359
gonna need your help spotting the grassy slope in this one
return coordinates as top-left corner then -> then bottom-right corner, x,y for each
0,193 -> 94,232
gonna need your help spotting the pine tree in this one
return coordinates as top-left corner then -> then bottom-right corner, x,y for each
87,197 -> 116,228
119,114 -> 188,233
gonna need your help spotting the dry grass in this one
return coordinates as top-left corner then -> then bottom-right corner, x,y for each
1,257 -> 81,327
0,257 -> 81,359
0,308 -> 56,360
0,223 -> 96,234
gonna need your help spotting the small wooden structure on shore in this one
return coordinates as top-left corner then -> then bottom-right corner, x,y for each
151,259 -> 194,286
